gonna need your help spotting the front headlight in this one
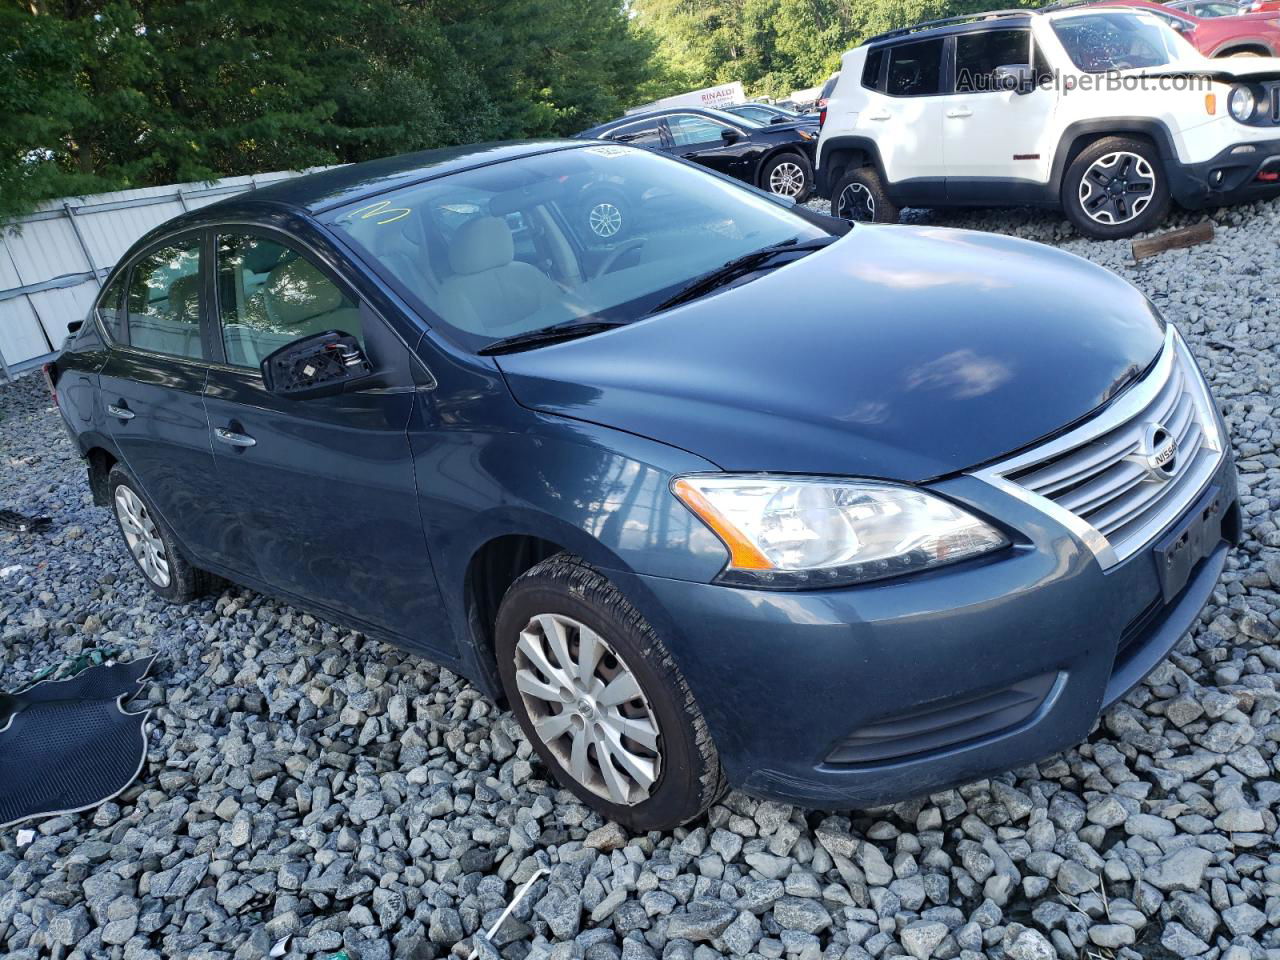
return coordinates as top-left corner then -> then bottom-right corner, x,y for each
1229,85 -> 1257,122
672,475 -> 1009,588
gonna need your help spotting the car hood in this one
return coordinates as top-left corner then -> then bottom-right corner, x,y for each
496,225 -> 1166,482
1131,57 -> 1280,80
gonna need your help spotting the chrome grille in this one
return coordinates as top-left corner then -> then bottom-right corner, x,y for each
975,329 -> 1223,568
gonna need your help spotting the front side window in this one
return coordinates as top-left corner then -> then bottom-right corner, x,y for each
887,39 -> 944,96
126,238 -> 203,359
666,114 -> 734,146
955,29 -> 1032,92
97,274 -> 127,342
215,233 -> 363,369
1052,12 -> 1198,72
326,145 -> 829,352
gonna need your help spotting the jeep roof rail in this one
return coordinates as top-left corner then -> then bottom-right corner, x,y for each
865,9 -> 1036,45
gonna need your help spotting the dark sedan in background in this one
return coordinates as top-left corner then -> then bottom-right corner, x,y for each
577,107 -> 818,212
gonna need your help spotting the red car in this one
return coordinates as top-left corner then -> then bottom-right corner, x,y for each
1241,1 -> 1280,13
1092,0 -> 1280,55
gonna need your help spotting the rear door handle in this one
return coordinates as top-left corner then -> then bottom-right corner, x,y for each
107,403 -> 135,421
214,427 -> 256,448
946,107 -> 973,118
867,109 -> 892,121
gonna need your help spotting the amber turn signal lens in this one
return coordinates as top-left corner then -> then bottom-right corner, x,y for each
1206,94 -> 1217,115
671,478 -> 775,571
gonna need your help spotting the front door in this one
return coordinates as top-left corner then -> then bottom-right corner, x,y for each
98,234 -> 231,569
663,113 -> 754,181
943,28 -> 1057,192
201,228 -> 446,649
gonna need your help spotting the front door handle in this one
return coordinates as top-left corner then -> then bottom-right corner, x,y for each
214,427 -> 256,448
946,107 -> 973,118
107,403 -> 135,421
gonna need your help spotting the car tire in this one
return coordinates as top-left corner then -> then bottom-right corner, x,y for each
1062,137 -> 1171,240
582,190 -> 629,242
832,167 -> 900,223
495,554 -> 725,831
108,464 -> 213,603
762,151 -> 813,201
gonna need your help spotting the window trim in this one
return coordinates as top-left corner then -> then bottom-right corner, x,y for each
605,118 -> 666,145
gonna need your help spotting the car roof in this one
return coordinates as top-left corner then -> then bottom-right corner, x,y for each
580,107 -> 756,137
194,140 -> 586,217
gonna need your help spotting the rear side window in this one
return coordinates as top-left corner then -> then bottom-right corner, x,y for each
607,120 -> 663,146
955,29 -> 1031,92
97,274 -> 127,342
126,238 -> 203,360
862,49 -> 887,92
216,233 -> 362,369
887,39 -> 944,96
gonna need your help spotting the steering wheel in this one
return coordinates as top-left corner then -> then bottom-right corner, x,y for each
593,238 -> 646,279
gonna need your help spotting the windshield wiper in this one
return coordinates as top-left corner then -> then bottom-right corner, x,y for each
650,236 -> 837,314
478,318 -> 629,356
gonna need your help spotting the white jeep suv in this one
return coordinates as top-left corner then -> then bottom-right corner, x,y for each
816,5 -> 1280,238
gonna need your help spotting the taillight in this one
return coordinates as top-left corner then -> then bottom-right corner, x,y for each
42,361 -> 59,408
819,107 -> 827,127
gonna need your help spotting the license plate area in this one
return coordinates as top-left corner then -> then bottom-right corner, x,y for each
1153,484 -> 1225,602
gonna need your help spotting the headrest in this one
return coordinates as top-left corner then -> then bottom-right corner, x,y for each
449,216 -> 513,276
264,257 -> 343,326
168,273 -> 200,320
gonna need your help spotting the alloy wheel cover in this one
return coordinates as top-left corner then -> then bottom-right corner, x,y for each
838,182 -> 876,221
513,612 -> 661,805
588,202 -> 623,238
114,486 -> 171,588
769,161 -> 807,197
1079,151 -> 1156,226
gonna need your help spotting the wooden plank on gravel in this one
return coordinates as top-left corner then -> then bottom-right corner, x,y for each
1131,221 -> 1214,261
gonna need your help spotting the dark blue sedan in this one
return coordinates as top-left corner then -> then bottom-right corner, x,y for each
48,141 -> 1239,830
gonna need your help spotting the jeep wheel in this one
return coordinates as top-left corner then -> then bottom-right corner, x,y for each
1063,137 -> 1171,240
495,554 -> 725,831
832,167 -> 899,224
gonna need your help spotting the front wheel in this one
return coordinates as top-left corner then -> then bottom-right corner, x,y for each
495,555 -> 724,831
1062,136 -> 1171,240
582,191 -> 629,241
762,152 -> 813,201
832,167 -> 900,223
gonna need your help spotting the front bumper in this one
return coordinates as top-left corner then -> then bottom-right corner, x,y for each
1168,138 -> 1280,209
625,455 -> 1238,809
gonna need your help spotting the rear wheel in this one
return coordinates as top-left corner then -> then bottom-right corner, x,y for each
108,464 -> 212,603
1063,136 -> 1171,240
832,167 -> 900,223
495,555 -> 724,830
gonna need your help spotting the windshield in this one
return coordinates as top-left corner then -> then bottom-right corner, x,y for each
1052,12 -> 1201,72
326,145 -> 829,352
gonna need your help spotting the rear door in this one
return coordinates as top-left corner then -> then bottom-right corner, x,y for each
97,233 -> 231,568
200,227 -> 447,649
942,28 -> 1058,191
876,37 -> 950,187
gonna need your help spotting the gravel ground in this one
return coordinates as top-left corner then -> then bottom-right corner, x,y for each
1,197 -> 1279,960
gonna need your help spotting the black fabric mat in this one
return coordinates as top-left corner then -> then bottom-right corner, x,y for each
0,656 -> 155,827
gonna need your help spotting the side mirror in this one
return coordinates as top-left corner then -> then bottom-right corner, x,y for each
769,115 -> 788,124
720,128 -> 742,144
261,330 -> 372,400
993,63 -> 1035,95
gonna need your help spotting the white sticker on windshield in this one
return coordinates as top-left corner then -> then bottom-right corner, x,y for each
584,145 -> 630,158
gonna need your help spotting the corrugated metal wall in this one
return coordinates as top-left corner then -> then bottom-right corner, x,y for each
0,168 -> 331,378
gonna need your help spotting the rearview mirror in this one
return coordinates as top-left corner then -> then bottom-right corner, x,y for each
993,63 -> 1035,95
261,331 -> 372,399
